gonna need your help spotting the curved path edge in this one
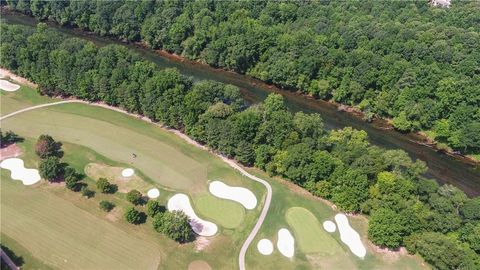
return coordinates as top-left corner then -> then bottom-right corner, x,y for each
0,99 -> 271,270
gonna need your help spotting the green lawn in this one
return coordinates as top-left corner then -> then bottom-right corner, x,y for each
1,85 -> 56,115
193,193 -> 246,229
1,84 -> 428,269
286,207 -> 342,255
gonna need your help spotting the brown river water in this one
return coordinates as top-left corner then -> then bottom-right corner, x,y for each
2,12 -> 479,196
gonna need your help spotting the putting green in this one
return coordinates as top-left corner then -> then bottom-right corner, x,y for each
193,194 -> 245,229
0,178 -> 160,269
285,207 -> 342,254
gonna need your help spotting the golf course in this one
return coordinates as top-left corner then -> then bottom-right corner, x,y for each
1,79 -> 428,269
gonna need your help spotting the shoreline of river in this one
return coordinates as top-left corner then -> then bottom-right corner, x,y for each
146,45 -> 479,167
2,9 -> 479,197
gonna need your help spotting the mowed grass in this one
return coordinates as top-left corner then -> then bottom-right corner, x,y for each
286,207 -> 342,255
1,104 -> 207,192
193,194 -> 245,229
245,168 -> 429,270
1,85 -> 56,115
1,176 -> 160,269
1,87 -> 265,269
84,163 -> 153,193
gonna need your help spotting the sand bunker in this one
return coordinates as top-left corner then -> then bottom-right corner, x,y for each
0,80 -> 20,92
277,228 -> 295,258
335,214 -> 366,258
188,260 -> 212,270
167,194 -> 218,236
257,239 -> 274,255
0,158 -> 41,185
323,220 -> 337,233
121,168 -> 134,177
147,188 -> 160,199
208,180 -> 257,210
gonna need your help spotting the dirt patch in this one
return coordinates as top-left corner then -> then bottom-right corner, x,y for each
194,236 -> 212,251
106,207 -> 122,222
0,144 -> 22,161
188,260 -> 212,270
0,68 -> 37,88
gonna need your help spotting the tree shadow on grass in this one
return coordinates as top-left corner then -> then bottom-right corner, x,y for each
1,244 -> 25,267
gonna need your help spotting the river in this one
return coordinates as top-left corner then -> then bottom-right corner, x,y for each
2,12 -> 479,196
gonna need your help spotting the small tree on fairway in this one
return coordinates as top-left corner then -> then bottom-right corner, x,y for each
99,200 -> 115,212
124,206 -> 146,224
64,166 -> 82,191
152,210 -> 195,243
126,189 -> 143,205
81,186 -> 95,198
39,156 -> 61,182
35,134 -> 61,158
96,178 -> 116,194
0,129 -> 22,147
146,200 -> 165,217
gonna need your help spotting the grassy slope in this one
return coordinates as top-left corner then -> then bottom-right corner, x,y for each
1,85 -> 428,269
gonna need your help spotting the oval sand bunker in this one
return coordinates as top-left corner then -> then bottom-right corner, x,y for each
0,158 -> 41,185
323,220 -> 336,233
147,188 -> 160,199
121,168 -> 134,177
209,180 -> 257,209
335,214 -> 366,258
277,228 -> 295,258
0,80 -> 20,92
167,194 -> 218,236
257,239 -> 273,255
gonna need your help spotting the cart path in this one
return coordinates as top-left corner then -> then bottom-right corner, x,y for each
1,99 -> 272,270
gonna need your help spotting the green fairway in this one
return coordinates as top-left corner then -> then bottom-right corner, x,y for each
1,85 -> 57,115
1,84 -> 427,270
193,194 -> 245,229
1,176 -> 160,269
286,207 -> 343,254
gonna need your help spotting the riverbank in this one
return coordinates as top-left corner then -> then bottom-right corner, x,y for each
2,11 -> 479,197
146,47 -> 480,166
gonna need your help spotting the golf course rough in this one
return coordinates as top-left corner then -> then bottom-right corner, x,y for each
167,193 -> 218,236
208,180 -> 257,209
0,79 -> 20,92
1,158 -> 41,185
257,239 -> 273,255
335,214 -> 367,258
277,228 -> 295,258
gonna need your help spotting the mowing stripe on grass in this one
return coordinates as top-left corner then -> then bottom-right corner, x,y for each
285,207 -> 342,254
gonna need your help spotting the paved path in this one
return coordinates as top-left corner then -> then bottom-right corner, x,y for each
1,99 -> 272,270
0,247 -> 20,270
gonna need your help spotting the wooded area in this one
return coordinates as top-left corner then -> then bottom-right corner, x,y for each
4,0 -> 479,154
1,22 -> 479,269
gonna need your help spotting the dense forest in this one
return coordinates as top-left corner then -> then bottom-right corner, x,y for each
1,22 -> 479,270
3,0 -> 480,155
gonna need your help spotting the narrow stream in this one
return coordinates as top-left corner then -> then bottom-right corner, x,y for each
2,13 -> 479,196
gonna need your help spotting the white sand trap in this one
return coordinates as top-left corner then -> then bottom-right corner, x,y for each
257,239 -> 273,255
335,214 -> 366,258
323,220 -> 337,233
147,188 -> 160,199
0,80 -> 20,92
0,158 -> 41,185
167,194 -> 218,236
208,180 -> 257,210
277,228 -> 295,258
121,168 -> 134,177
